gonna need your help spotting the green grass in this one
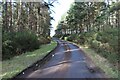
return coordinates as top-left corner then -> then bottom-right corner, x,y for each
79,45 -> 118,78
1,41 -> 57,79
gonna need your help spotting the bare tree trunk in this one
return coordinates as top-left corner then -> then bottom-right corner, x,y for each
9,1 -> 13,32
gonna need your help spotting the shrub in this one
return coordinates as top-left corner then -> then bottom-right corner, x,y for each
96,29 -> 118,52
78,33 -> 85,45
67,36 -> 73,41
90,40 -> 100,49
38,36 -> 51,44
14,31 -> 40,53
2,30 -> 40,60
2,32 -> 16,59
67,34 -> 77,42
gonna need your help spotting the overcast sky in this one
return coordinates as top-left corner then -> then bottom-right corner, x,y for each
50,0 -> 74,36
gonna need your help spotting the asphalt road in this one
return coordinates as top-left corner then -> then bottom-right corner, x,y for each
16,39 -> 108,79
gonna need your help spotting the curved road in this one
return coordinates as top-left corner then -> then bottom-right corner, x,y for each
16,39 -> 108,79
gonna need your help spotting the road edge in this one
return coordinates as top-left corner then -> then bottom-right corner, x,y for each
63,40 -> 109,78
11,40 -> 59,80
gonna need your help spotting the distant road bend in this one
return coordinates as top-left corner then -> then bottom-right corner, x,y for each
16,39 -> 108,79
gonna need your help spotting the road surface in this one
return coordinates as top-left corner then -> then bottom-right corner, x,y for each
16,39 -> 108,79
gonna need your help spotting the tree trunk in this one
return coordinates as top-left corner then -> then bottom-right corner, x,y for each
3,2 -> 8,32
9,1 -> 13,32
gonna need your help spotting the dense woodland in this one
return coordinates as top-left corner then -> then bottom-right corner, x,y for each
2,1 -> 55,60
1,0 -> 120,79
55,1 -> 120,68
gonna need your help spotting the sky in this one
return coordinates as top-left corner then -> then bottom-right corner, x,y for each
50,0 -> 74,36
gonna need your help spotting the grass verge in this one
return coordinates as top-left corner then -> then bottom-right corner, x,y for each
79,45 -> 118,78
1,41 -> 57,79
